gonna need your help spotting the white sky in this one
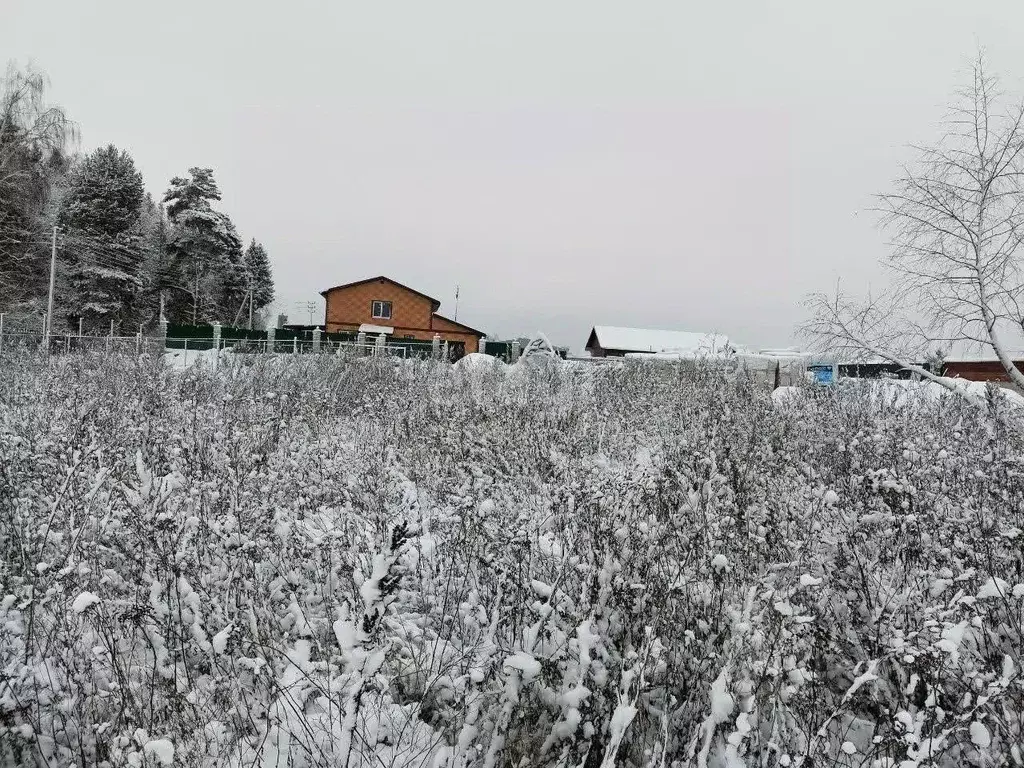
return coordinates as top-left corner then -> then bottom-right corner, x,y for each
4,1 -> 1023,351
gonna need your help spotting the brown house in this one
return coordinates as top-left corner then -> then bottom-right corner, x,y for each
321,276 -> 485,354
942,358 -> 1024,384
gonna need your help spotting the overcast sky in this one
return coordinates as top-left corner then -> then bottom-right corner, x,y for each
4,1 -> 1023,351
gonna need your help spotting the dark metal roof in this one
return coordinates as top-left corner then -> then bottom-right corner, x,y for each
320,275 -> 442,311
432,312 -> 485,337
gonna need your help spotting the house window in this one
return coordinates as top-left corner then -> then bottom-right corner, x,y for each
371,300 -> 392,320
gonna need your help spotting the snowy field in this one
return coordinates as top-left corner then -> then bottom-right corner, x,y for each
1,351 -> 1023,767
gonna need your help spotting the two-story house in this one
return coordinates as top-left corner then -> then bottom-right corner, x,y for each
320,276 -> 485,355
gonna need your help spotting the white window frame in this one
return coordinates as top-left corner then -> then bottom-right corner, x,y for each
371,300 -> 392,320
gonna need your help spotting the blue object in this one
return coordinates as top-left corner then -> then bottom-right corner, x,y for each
809,365 -> 835,386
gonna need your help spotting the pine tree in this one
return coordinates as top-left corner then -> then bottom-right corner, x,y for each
217,219 -> 248,324
162,168 -> 242,324
57,144 -> 146,332
244,239 -> 274,326
135,193 -> 172,325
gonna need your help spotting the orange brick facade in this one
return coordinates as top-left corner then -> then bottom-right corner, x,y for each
321,276 -> 483,354
428,313 -> 484,355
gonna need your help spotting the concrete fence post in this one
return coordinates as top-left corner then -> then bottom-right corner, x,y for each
266,326 -> 275,353
432,334 -> 441,359
212,321 -> 222,367
357,332 -> 367,355
158,318 -> 168,351
511,340 -> 521,362
292,336 -> 298,354
313,327 -> 322,353
375,333 -> 386,356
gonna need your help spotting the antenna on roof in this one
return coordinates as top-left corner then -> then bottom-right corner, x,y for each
454,285 -> 460,321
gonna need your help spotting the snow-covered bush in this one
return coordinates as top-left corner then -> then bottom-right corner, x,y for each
0,351 -> 1021,767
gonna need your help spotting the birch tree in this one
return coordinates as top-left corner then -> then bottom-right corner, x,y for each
806,53 -> 1024,396
0,62 -> 75,308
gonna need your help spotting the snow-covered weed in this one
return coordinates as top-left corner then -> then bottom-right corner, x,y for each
0,351 -> 1021,767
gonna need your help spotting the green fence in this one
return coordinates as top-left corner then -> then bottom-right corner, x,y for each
325,331 -> 360,345
222,326 -> 268,342
165,324 -> 472,361
166,324 -> 217,350
481,340 -> 568,361
393,339 -> 460,360
484,340 -> 514,361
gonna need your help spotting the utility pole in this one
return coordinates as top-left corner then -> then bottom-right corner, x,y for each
45,226 -> 57,346
454,285 -> 460,322
295,300 -> 316,326
246,272 -> 254,329
192,269 -> 200,325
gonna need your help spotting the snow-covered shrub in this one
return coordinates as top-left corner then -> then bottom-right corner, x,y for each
0,350 -> 1021,767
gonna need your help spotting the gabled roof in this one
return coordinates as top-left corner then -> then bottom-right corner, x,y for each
586,325 -> 731,356
432,312 -> 486,337
320,276 -> 441,311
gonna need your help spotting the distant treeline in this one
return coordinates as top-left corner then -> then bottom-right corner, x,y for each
0,62 -> 274,333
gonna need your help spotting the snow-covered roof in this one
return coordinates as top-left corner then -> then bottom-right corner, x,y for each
943,350 -> 1024,363
588,326 -> 731,356
359,324 -> 394,335
758,348 -> 806,358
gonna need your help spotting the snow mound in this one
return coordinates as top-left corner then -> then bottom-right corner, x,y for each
859,377 -> 1024,407
163,347 -> 233,370
771,378 -> 1024,409
454,352 -> 506,371
949,379 -> 1024,406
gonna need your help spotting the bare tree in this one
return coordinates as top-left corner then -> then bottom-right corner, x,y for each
806,53 -> 1024,397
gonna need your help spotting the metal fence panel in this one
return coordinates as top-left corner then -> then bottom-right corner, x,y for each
1,325 -> 473,363
483,340 -> 514,361
221,327 -> 268,342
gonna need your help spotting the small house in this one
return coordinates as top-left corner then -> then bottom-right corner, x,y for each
584,325 -> 732,358
320,276 -> 485,356
941,355 -> 1024,384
